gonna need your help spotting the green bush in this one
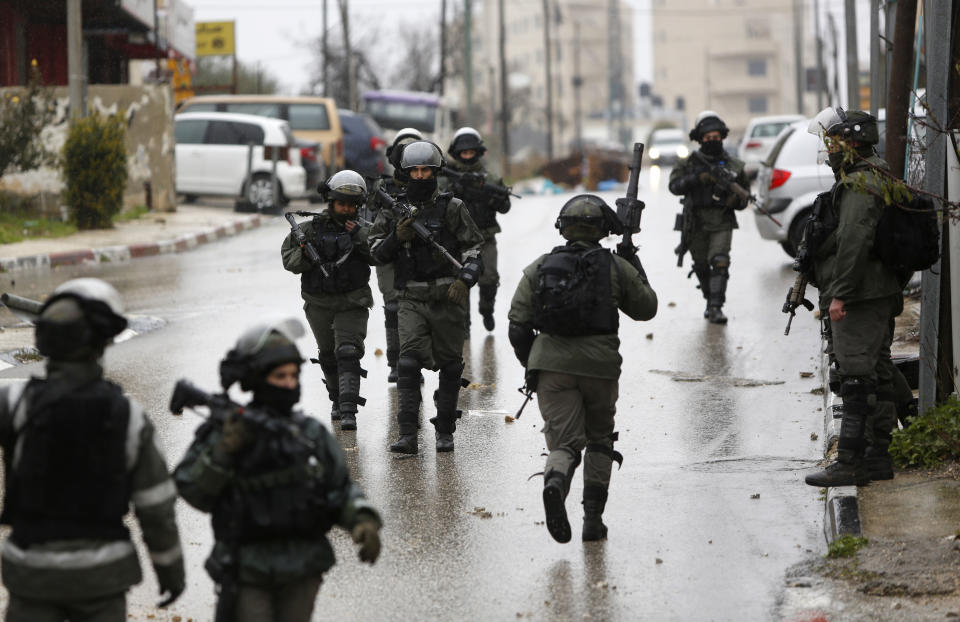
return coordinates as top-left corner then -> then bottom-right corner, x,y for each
61,111 -> 128,229
826,535 -> 868,558
0,60 -> 56,178
890,396 -> 960,468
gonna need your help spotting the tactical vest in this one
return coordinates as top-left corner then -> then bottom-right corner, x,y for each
211,413 -> 334,543
685,154 -> 744,209
301,217 -> 370,295
456,179 -> 498,229
532,245 -> 618,337
1,378 -> 131,547
394,194 -> 461,288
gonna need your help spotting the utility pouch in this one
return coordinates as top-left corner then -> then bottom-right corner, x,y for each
673,213 -> 684,232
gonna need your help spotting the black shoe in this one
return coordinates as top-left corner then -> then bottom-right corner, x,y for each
864,455 -> 894,481
482,312 -> 495,331
330,404 -> 341,421
340,412 -> 357,431
707,306 -> 728,324
804,460 -> 871,487
387,366 -> 398,383
435,431 -> 454,452
582,516 -> 608,542
390,434 -> 418,454
542,479 -> 571,543
703,303 -> 710,319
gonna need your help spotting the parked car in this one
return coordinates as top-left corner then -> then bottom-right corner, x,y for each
339,109 -> 388,178
176,95 -> 345,173
173,111 -> 307,212
647,128 -> 690,166
754,111 -> 889,257
737,114 -> 805,164
295,138 -> 326,203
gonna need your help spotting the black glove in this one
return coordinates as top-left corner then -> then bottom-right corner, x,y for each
524,369 -> 539,393
615,243 -> 647,279
396,217 -> 416,242
352,520 -> 381,564
155,561 -> 185,608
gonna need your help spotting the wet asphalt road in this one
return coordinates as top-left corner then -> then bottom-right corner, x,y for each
0,168 -> 828,621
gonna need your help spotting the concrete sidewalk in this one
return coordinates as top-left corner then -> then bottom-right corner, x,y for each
0,202 -> 263,272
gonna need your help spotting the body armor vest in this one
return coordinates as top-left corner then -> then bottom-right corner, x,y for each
532,245 -> 618,337
394,194 -> 461,288
301,217 -> 370,295
2,378 -> 131,547
211,413 -> 333,543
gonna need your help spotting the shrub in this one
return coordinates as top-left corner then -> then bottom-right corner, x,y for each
61,111 -> 128,229
890,396 -> 960,468
0,60 -> 56,178
826,535 -> 868,559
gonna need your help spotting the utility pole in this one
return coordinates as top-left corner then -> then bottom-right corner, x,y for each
573,21 -> 583,154
498,0 -> 510,178
338,0 -> 356,110
439,0 -> 446,96
542,0 -> 554,160
322,0 -> 329,97
465,0 -> 473,124
827,13 -> 841,105
67,0 -> 84,119
869,0 -> 880,116
792,0 -> 803,115
886,0 -> 917,180
606,0 -> 624,145
844,0 -> 859,108
813,0 -> 824,109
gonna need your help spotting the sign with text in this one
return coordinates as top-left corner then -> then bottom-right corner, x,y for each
195,21 -> 235,57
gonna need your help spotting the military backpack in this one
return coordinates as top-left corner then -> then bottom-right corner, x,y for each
532,245 -> 618,337
873,193 -> 940,272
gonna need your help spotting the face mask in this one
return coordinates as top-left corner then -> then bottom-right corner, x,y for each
253,383 -> 301,413
407,177 -> 437,203
331,204 -> 357,225
700,140 -> 723,157
456,153 -> 480,165
827,151 -> 847,172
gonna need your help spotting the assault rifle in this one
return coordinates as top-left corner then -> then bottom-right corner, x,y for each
169,379 -> 316,450
782,273 -> 814,336
284,212 -> 330,278
615,142 -> 646,257
690,151 -> 782,227
674,200 -> 695,267
374,188 -> 463,270
440,167 -> 521,200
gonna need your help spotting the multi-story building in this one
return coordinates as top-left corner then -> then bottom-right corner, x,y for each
463,0 -> 635,157
651,0 -> 818,137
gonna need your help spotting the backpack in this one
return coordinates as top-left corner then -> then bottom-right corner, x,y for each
873,194 -> 940,272
532,245 -> 618,337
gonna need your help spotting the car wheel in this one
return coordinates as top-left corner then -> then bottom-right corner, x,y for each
782,210 -> 810,258
246,174 -> 283,214
182,194 -> 199,204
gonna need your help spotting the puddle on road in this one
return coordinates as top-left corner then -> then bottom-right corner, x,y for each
683,456 -> 820,473
649,369 -> 785,387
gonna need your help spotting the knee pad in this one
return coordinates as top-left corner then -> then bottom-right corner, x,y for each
438,359 -> 465,385
585,432 -> 624,470
710,254 -> 730,269
335,343 -> 365,374
397,355 -> 422,387
317,351 -> 338,370
384,299 -> 399,314
840,377 -> 876,415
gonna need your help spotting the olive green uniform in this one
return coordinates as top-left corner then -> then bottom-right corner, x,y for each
364,176 -> 403,377
668,149 -> 748,315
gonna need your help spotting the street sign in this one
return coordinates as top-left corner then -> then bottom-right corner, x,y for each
195,21 -> 235,57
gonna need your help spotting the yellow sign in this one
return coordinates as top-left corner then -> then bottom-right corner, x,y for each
195,21 -> 235,57
167,58 -> 194,104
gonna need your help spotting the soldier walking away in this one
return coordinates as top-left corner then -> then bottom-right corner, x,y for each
669,111 -> 749,324
367,128 -> 423,382
507,196 -> 658,542
0,278 -> 185,622
281,170 -> 377,431
441,127 -> 512,332
801,107 -> 904,487
173,318 -> 382,622
369,141 -> 485,454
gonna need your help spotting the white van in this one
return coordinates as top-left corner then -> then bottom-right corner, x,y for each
174,112 -> 307,212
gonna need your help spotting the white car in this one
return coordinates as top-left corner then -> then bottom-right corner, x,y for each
737,114 -> 805,164
174,112 -> 308,212
647,128 -> 690,166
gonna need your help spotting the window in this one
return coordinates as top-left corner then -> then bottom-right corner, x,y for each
180,102 -> 217,113
174,119 -> 207,144
232,122 -> 265,145
206,120 -> 264,145
748,96 -> 768,113
747,58 -> 767,76
745,18 -> 771,39
223,102 -> 282,118
289,104 -> 330,130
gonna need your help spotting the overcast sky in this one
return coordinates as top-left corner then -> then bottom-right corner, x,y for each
187,0 -> 653,95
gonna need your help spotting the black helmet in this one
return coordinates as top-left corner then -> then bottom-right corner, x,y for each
219,318 -> 305,391
400,140 -> 445,171
555,194 -> 623,241
386,127 -> 423,164
807,107 -> 879,145
448,127 -> 487,159
36,278 -> 128,360
320,169 -> 367,204
689,110 -> 729,142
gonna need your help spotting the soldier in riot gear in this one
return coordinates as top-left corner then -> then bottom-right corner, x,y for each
368,140 -> 485,454
440,127 -> 511,332
802,107 -> 903,487
0,278 -> 185,622
366,128 -> 424,383
507,196 -> 658,543
669,111 -> 749,324
281,170 -> 377,431
174,319 -> 381,622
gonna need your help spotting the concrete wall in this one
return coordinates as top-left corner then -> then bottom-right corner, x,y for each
0,84 -> 176,213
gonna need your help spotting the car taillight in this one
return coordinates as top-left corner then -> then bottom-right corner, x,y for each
744,140 -> 763,149
300,147 -> 317,163
336,139 -> 343,157
370,136 -> 386,151
769,168 -> 791,190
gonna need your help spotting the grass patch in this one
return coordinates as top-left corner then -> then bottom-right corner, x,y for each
0,211 -> 76,244
12,348 -> 42,363
113,204 -> 150,223
826,535 -> 869,559
890,396 -> 960,468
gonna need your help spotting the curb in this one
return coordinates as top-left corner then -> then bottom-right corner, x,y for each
818,345 -> 862,544
0,215 -> 263,273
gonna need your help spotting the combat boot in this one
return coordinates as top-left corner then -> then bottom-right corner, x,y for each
385,303 -> 400,384
542,471 -> 571,543
707,259 -> 729,324
317,354 -> 341,421
431,361 -> 464,452
479,285 -> 497,331
336,344 -> 366,431
806,379 -> 872,487
693,262 -> 711,318
863,447 -> 894,481
390,356 -> 422,454
804,455 -> 871,487
581,485 -> 609,542
706,306 -> 727,324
